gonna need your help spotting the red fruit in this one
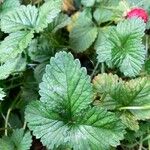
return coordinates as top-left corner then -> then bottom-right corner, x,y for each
126,8 -> 149,23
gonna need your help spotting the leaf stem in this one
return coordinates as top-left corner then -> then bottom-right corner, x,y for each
0,128 -> 10,132
139,136 -> 143,150
5,108 -> 12,136
101,62 -> 105,73
4,91 -> 21,136
145,35 -> 149,59
119,105 -> 150,110
91,62 -> 99,79
23,121 -> 27,130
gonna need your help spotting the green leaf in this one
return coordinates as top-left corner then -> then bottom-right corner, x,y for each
35,0 -> 62,32
0,55 -> 26,80
26,101 -> 125,150
34,62 -> 47,83
0,137 -> 14,150
1,5 -> 38,33
69,11 -> 98,52
93,8 -> 113,24
48,13 -> 71,33
39,51 -> 93,113
0,31 -> 34,62
28,36 -> 54,63
96,0 -> 119,6
25,52 -> 125,150
93,73 -> 150,120
96,18 -> 146,77
0,0 -> 20,18
0,88 -> 5,101
120,112 -> 139,131
0,129 -> 32,150
81,0 -> 95,7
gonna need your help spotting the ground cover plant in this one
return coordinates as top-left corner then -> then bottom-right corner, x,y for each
1,0 -> 150,149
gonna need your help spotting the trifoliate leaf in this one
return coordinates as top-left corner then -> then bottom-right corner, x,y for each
69,11 -> 98,52
0,88 -> 5,101
96,18 -> 146,77
0,0 -> 20,18
1,5 -> 38,33
35,0 -> 62,32
25,52 -> 125,150
81,0 -> 95,7
0,129 -> 32,150
0,31 -> 34,62
93,73 -> 150,120
0,55 -> 26,80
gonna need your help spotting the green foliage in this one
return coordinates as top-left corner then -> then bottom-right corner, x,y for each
28,36 -> 54,63
0,31 -> 34,62
0,0 -> 150,149
48,13 -> 71,33
94,8 -> 113,24
0,55 -> 26,80
0,129 -> 32,150
0,0 -> 20,18
69,10 -> 98,52
96,18 -> 146,77
25,52 -> 125,150
1,5 -> 38,33
81,0 -> 95,7
1,0 -> 62,33
35,0 -> 62,32
93,73 -> 150,130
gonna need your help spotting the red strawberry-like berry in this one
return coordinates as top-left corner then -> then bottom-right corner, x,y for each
126,8 -> 149,23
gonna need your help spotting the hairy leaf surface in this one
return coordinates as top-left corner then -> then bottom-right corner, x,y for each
96,18 -> 146,77
93,73 -> 150,121
0,31 -> 34,62
1,5 -> 38,33
70,11 -> 98,52
25,52 -> 125,150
